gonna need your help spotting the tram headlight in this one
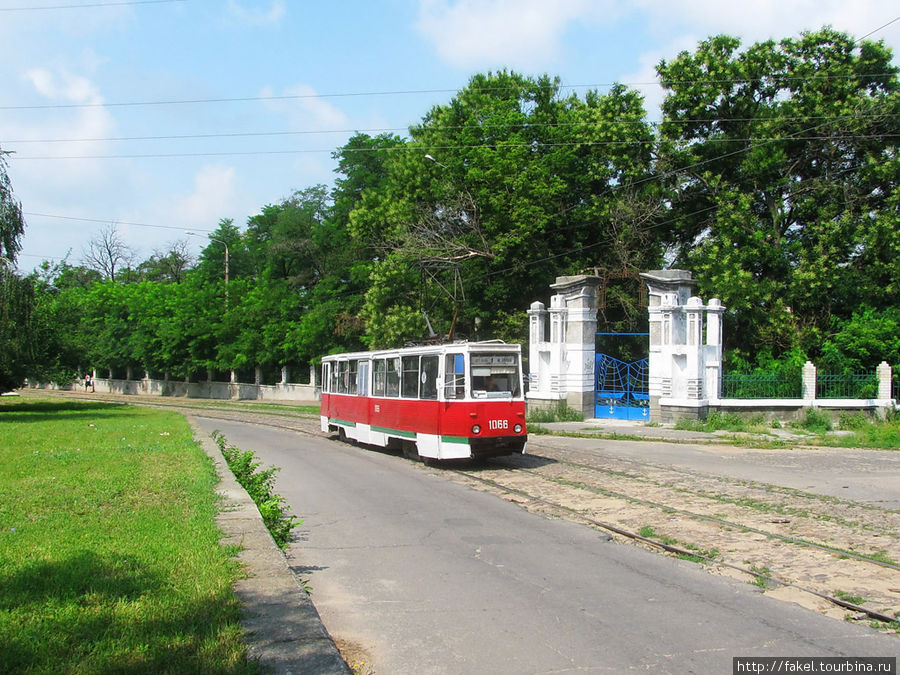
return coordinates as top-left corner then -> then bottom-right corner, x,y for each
514,424 -> 523,434
471,424 -> 481,435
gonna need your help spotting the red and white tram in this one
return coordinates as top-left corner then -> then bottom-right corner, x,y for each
320,341 -> 527,461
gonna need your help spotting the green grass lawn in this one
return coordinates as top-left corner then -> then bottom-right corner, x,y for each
0,397 -> 260,673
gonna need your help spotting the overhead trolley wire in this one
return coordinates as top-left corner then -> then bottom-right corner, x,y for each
3,112 -> 898,146
0,0 -> 185,11
1,71 -> 896,111
10,133 -> 899,161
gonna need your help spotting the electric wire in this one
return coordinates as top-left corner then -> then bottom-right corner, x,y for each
1,72 -> 896,111
0,0 -> 184,10
4,112 -> 898,145
10,133 -> 900,161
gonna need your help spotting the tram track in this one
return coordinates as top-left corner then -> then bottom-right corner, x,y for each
442,444 -> 899,629
22,390 -> 900,630
446,463 -> 899,624
497,445 -> 900,569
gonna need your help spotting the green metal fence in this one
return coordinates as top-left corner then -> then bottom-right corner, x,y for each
722,372 -> 802,399
816,372 -> 878,399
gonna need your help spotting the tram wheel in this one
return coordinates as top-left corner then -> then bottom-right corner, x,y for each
401,441 -> 420,461
338,427 -> 347,442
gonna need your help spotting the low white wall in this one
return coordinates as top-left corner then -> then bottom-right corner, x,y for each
31,377 -> 319,403
656,397 -> 897,423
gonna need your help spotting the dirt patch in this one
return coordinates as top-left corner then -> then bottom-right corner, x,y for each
333,638 -> 376,675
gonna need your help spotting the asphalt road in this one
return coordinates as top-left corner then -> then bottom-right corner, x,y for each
195,418 -> 898,674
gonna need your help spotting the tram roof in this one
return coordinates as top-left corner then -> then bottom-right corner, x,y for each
321,340 -> 521,362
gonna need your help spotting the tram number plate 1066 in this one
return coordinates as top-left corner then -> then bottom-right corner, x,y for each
488,419 -> 508,430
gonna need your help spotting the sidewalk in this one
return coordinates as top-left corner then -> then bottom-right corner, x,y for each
535,417 -> 809,444
190,418 -> 351,675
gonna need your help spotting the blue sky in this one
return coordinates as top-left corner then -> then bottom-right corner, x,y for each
2,0 -> 898,272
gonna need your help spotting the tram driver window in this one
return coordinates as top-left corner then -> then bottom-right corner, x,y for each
471,353 -> 521,398
444,353 -> 465,399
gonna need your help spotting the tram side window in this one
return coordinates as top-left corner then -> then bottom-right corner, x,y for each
337,361 -> 349,394
358,360 -> 370,397
322,363 -> 331,393
386,358 -> 401,397
373,359 -> 386,396
401,356 -> 420,398
348,360 -> 358,395
444,353 -> 465,399
420,355 -> 438,400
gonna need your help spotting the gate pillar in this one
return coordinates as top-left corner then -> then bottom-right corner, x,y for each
527,274 -> 601,418
640,270 -> 725,422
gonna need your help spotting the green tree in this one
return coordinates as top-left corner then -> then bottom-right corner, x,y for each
348,71 -> 663,346
26,263 -> 91,384
136,240 -> 193,283
256,185 -> 330,289
195,219 -> 250,288
82,282 -> 140,377
0,148 -> 32,391
657,29 -> 900,359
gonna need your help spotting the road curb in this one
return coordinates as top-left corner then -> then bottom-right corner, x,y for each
189,417 -> 350,674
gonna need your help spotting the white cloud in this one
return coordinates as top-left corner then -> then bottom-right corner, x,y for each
630,0 -> 900,46
10,67 -> 116,185
619,36 -> 699,121
415,0 -> 615,69
225,0 -> 286,26
260,84 -> 351,132
175,165 -> 241,227
25,67 -> 103,105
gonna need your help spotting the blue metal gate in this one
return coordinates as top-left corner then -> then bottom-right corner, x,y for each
595,353 -> 650,420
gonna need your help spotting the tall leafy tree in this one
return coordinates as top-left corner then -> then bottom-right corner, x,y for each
657,29 -> 900,360
348,71 -> 663,346
0,148 -> 33,390
137,240 -> 194,283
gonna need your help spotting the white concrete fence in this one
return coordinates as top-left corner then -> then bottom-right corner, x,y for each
31,364 -> 318,403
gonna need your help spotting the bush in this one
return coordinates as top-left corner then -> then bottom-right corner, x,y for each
527,401 -> 584,423
838,412 -> 870,431
674,411 -> 765,433
212,431 -> 299,549
793,408 -> 833,433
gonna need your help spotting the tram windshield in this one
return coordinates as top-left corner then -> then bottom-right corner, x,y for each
470,353 -> 521,398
